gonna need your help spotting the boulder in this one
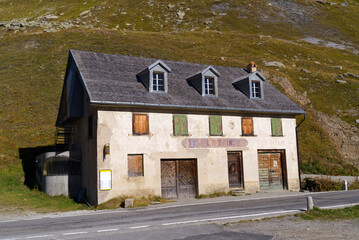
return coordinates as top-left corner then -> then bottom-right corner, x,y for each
177,10 -> 185,19
336,80 -> 347,84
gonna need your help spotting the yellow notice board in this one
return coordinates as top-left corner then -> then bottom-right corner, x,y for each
100,170 -> 112,190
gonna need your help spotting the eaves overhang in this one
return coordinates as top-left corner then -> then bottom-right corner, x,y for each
89,100 -> 306,116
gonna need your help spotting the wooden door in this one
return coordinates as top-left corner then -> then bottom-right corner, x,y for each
178,160 -> 197,198
258,152 -> 283,190
227,152 -> 244,188
161,161 -> 177,199
161,159 -> 197,199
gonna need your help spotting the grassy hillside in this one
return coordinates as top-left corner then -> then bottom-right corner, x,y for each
0,0 -> 358,211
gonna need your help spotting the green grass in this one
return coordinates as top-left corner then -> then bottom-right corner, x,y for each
298,205 -> 359,220
96,195 -> 168,210
0,0 -> 358,212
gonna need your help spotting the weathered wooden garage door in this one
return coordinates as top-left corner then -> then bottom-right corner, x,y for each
227,152 -> 244,188
161,159 -> 197,199
258,152 -> 284,190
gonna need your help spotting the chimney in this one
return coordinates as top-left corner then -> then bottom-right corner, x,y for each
247,61 -> 257,73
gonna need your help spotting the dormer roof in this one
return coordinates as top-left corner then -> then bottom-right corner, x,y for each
148,60 -> 171,72
66,49 -> 305,116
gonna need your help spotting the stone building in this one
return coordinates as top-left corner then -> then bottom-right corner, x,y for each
55,49 -> 305,205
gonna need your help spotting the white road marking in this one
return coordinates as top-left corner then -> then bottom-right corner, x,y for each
62,231 -> 88,236
162,210 -> 300,226
2,238 -> 20,240
129,225 -> 150,229
97,228 -> 119,232
0,220 -> 17,223
26,235 -> 53,239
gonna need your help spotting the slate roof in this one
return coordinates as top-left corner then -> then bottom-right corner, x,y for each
70,49 -> 305,115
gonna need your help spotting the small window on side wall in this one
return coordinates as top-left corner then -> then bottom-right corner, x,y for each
173,115 -> 188,136
88,115 -> 93,138
133,113 -> 149,135
128,154 -> 143,177
271,118 -> 283,136
209,116 -> 223,136
242,117 -> 254,136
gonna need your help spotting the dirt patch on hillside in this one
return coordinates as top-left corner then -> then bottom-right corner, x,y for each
262,69 -> 359,167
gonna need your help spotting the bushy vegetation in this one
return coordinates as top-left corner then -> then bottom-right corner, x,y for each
302,177 -> 359,192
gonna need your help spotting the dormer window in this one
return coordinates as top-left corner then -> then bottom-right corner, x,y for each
251,81 -> 261,98
187,66 -> 220,97
136,60 -> 171,93
204,76 -> 215,95
232,63 -> 265,100
153,72 -> 164,91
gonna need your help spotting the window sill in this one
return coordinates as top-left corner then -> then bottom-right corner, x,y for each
240,135 -> 257,137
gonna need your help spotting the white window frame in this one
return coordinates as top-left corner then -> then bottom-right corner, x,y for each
204,76 -> 215,95
152,72 -> 164,92
251,81 -> 261,98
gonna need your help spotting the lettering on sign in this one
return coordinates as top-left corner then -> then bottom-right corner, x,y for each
181,138 -> 248,148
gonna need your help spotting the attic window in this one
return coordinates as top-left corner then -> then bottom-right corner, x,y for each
136,60 -> 171,94
153,72 -> 164,91
204,77 -> 215,95
251,81 -> 261,98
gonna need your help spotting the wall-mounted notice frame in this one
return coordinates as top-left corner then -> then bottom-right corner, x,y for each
99,169 -> 112,190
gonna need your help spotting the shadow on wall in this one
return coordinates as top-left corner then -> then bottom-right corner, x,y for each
18,145 -> 55,189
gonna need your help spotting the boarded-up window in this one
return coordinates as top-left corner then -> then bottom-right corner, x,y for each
173,115 -> 188,136
133,114 -> 149,135
209,116 -> 223,136
271,118 -> 283,136
128,154 -> 143,177
242,117 -> 254,136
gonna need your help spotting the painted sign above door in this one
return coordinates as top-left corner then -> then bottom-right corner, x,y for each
182,138 -> 248,148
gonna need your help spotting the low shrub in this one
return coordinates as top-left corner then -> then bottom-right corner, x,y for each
302,178 -> 341,192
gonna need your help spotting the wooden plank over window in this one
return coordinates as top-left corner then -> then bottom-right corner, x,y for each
242,117 -> 254,136
128,154 -> 143,177
271,118 -> 283,136
173,115 -> 188,136
133,113 -> 149,135
209,116 -> 223,136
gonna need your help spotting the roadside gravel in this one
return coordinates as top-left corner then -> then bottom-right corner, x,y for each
223,215 -> 359,240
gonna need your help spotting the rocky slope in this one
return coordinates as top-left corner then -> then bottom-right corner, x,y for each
0,0 -> 358,174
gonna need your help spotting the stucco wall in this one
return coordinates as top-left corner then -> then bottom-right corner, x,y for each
95,110 -> 299,204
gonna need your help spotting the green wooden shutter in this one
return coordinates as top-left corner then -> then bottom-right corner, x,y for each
173,115 -> 188,135
271,118 -> 283,136
209,116 -> 223,136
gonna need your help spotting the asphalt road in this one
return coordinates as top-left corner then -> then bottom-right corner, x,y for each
1,190 -> 358,240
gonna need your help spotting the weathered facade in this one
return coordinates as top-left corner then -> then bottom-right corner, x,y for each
56,50 -> 305,205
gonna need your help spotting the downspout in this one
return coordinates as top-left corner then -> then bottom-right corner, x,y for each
296,113 -> 306,191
